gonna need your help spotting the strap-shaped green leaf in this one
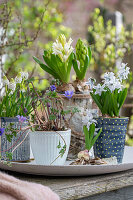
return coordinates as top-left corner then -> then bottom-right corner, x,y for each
90,92 -> 102,111
118,88 -> 128,109
83,125 -> 90,150
33,56 -> 60,79
91,128 -> 102,147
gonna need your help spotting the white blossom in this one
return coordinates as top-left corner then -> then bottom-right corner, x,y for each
94,84 -> 106,95
3,76 -> 9,86
8,78 -> 16,91
52,34 -> 74,62
21,71 -> 29,80
117,63 -> 130,82
82,109 -> 97,130
86,77 -> 96,90
15,72 -> 22,83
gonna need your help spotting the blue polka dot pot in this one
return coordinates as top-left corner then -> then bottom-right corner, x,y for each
94,117 -> 129,164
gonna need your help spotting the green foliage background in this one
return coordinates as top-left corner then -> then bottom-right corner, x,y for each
1,0 -> 71,90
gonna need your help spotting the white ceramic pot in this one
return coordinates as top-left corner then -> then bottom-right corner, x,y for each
30,129 -> 71,165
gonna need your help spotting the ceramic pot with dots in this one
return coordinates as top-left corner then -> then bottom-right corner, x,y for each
94,117 -> 129,163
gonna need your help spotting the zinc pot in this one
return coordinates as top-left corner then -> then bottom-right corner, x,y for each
94,117 -> 129,163
0,117 -> 30,161
30,129 -> 71,165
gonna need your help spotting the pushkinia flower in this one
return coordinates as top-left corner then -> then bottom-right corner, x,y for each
63,90 -> 74,99
15,72 -> 22,83
50,85 -> 56,91
3,76 -> 9,86
86,78 -> 96,90
16,115 -> 27,123
117,63 -> 130,82
94,84 -> 106,96
82,109 -> 97,130
8,78 -> 16,91
52,34 -> 74,62
0,128 -> 5,136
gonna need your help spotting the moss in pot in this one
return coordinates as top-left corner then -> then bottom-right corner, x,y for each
89,63 -> 130,163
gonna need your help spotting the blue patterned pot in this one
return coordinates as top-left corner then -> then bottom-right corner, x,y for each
0,117 -> 30,161
94,117 -> 129,163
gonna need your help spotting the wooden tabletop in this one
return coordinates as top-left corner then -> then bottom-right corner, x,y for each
3,168 -> 133,200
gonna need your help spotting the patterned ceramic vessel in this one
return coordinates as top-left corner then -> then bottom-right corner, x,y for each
0,117 -> 30,161
30,129 -> 71,165
94,117 -> 129,163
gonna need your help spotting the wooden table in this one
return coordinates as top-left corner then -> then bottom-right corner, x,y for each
2,168 -> 133,200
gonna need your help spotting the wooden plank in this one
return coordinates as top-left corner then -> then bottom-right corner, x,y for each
3,169 -> 133,200
81,186 -> 133,200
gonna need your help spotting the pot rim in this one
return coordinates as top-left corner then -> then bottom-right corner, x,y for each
95,116 -> 129,119
31,129 -> 71,133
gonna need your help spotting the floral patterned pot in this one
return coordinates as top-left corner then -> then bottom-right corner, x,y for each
0,117 -> 30,161
30,129 -> 71,165
94,117 -> 129,163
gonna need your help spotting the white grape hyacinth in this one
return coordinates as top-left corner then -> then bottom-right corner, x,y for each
20,71 -> 29,80
8,78 -> 16,91
15,72 -> 22,83
52,34 -> 74,62
3,76 -> 9,86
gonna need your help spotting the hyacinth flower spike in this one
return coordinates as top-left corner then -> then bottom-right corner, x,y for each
72,39 -> 92,80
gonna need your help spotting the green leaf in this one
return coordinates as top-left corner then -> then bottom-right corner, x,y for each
83,125 -> 90,150
91,128 -> 102,147
90,92 -> 102,111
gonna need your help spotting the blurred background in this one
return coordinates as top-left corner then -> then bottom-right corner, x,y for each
0,0 -> 133,144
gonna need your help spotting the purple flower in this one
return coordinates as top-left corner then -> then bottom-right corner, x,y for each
63,91 -> 74,99
16,115 -> 27,123
0,128 -> 5,136
24,108 -> 28,113
47,103 -> 51,107
50,85 -> 56,91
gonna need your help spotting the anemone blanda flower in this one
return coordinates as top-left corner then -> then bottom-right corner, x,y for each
0,128 -> 5,136
63,90 -> 74,99
16,115 -> 27,123
50,85 -> 56,91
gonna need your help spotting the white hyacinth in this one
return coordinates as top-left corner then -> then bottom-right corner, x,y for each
52,34 -> 74,62
3,76 -> 9,86
15,72 -> 22,83
8,78 -> 16,91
